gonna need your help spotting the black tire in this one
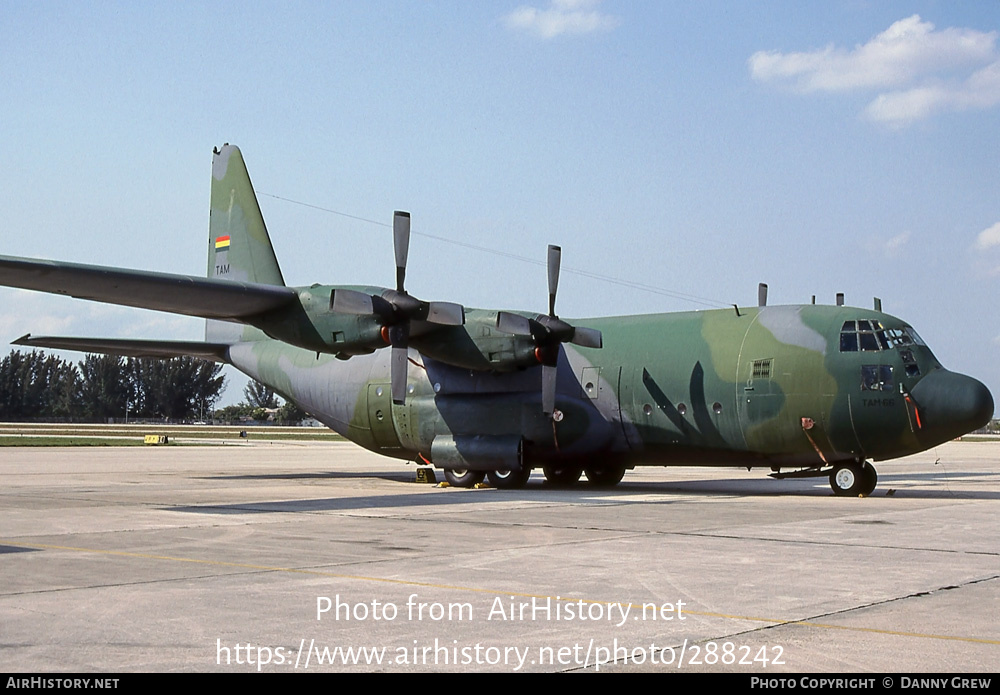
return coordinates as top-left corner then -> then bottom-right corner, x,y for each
860,463 -> 878,496
543,465 -> 582,485
830,462 -> 877,496
487,467 -> 532,490
585,464 -> 626,487
444,469 -> 485,488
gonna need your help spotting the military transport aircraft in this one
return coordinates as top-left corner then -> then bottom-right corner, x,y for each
0,145 -> 993,495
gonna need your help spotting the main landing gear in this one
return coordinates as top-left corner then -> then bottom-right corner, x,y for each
443,469 -> 485,487
441,468 -> 531,489
542,465 -> 582,485
829,461 -> 878,497
585,464 -> 627,487
441,463 -> 628,490
487,467 -> 532,489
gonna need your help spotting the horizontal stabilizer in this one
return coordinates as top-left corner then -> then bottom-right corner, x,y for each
13,334 -> 231,362
0,255 -> 297,320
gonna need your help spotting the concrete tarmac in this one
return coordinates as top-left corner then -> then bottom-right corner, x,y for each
1,440 -> 997,673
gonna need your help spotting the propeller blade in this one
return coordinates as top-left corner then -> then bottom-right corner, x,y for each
391,346 -> 408,404
330,289 -> 374,315
393,211 -> 410,293
570,326 -> 603,349
425,301 -> 464,326
388,322 -> 410,405
547,244 -> 561,317
541,363 -> 557,416
496,311 -> 532,336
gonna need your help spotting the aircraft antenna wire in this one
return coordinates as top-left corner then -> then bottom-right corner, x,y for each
258,192 -> 729,309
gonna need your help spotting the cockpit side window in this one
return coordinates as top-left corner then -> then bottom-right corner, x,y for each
904,326 -> 926,347
861,365 -> 894,392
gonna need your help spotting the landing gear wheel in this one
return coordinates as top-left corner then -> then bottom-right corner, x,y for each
830,462 -> 877,496
444,469 -> 485,488
543,465 -> 582,485
860,463 -> 877,496
585,464 -> 626,487
487,467 -> 532,490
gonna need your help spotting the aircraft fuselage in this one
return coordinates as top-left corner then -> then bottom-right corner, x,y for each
229,296 -> 992,479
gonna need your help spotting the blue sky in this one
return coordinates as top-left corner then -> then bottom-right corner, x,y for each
1,1 -> 998,412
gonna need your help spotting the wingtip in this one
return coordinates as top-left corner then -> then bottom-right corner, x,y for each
12,333 -> 32,345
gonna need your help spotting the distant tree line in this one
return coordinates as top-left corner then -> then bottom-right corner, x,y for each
213,379 -> 307,425
0,349 -> 310,425
0,350 -> 225,422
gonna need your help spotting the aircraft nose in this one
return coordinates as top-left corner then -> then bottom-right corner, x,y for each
911,368 -> 994,440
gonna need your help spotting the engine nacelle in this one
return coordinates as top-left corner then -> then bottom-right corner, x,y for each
412,310 -> 539,371
251,286 -> 389,358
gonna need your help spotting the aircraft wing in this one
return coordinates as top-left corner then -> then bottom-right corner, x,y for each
13,334 -> 232,362
0,255 -> 297,320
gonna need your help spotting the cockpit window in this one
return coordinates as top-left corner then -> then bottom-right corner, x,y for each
882,329 -> 911,348
840,319 -> 884,352
840,332 -> 858,352
840,321 -> 924,353
904,326 -> 926,347
900,349 -> 921,377
859,332 -> 879,351
861,365 -> 894,392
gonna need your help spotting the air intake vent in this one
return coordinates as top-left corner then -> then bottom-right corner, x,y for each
751,358 -> 773,379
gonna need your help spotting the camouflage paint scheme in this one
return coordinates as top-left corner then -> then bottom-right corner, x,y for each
2,145 -> 993,495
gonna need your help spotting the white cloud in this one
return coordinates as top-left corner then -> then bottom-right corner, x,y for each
504,0 -> 618,39
864,231 -> 911,259
865,60 -> 1000,124
749,15 -> 1000,125
976,222 -> 1000,250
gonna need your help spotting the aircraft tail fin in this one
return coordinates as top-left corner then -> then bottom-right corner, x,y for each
208,144 -> 285,287
206,144 -> 285,343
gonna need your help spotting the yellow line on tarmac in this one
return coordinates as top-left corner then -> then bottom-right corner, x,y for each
4,539 -> 998,646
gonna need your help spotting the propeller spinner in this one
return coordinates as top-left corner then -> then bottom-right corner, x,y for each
330,211 -> 464,404
495,244 -> 603,418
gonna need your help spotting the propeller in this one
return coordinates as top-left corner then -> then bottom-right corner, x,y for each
495,244 -> 603,418
330,211 -> 464,404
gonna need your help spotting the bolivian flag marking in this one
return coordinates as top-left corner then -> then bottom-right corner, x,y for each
215,236 -> 231,251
